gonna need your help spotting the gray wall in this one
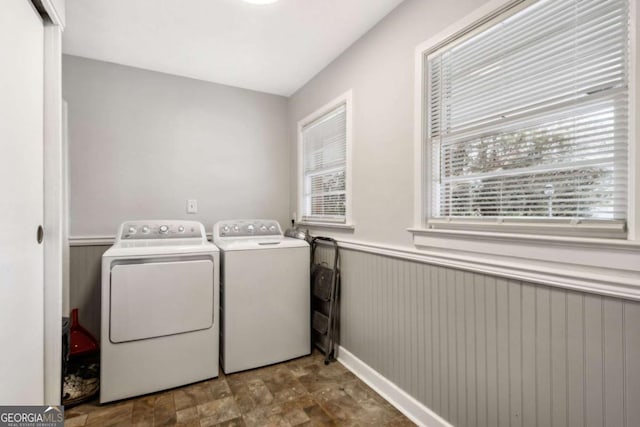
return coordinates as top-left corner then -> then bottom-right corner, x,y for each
64,55 -> 290,337
315,245 -> 640,427
288,0 -> 489,246
63,55 -> 290,237
69,245 -> 109,340
66,2 -> 640,426
291,0 -> 640,426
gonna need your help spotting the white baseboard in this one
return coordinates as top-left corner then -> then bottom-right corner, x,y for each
337,346 -> 453,427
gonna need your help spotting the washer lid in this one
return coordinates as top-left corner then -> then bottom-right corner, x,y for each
104,241 -> 218,257
215,237 -> 309,251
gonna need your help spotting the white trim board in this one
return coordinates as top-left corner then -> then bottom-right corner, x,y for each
314,236 -> 640,301
40,0 -> 65,29
337,346 -> 453,427
43,23 -> 64,406
69,235 -> 115,246
296,89 -> 354,226
69,233 -> 215,246
73,232 -> 640,300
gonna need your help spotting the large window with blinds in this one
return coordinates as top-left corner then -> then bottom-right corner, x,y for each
423,0 -> 630,238
298,91 -> 352,225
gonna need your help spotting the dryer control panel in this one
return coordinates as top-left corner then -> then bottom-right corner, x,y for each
214,219 -> 282,239
118,220 -> 206,240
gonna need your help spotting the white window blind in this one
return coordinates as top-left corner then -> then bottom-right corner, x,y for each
302,104 -> 347,223
426,0 -> 630,238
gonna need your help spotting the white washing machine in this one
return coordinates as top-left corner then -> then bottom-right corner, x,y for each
101,220 -> 219,403
213,219 -> 310,374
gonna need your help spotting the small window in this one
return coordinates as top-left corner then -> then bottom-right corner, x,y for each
421,0 -> 630,239
298,91 -> 352,225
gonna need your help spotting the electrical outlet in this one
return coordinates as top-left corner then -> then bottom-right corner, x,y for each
187,199 -> 198,214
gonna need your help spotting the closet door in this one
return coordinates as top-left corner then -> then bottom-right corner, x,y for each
0,1 -> 45,404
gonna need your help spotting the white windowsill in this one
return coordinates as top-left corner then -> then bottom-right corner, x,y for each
409,227 -> 640,250
296,222 -> 356,230
409,227 -> 640,300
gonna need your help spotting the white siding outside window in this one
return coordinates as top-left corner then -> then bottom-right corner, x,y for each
298,91 -> 352,226
425,0 -> 630,239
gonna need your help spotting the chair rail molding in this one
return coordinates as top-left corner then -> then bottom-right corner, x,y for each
315,235 -> 640,301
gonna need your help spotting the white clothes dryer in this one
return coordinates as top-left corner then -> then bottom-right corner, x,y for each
100,220 -> 219,403
213,219 -> 310,374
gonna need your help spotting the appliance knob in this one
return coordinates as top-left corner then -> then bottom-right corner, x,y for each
247,224 -> 255,233
128,226 -> 137,234
233,225 -> 239,232
159,225 -> 169,233
141,226 -> 150,234
223,225 -> 230,233
260,225 -> 267,232
178,226 -> 185,233
269,225 -> 276,232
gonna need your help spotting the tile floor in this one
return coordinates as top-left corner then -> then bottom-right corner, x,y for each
64,351 -> 415,426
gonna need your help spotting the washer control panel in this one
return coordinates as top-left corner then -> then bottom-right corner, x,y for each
119,220 -> 205,240
215,219 -> 282,238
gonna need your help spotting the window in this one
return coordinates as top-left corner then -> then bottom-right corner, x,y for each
422,0 -> 631,239
298,91 -> 352,226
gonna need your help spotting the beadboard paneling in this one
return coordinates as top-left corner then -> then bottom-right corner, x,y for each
69,245 -> 109,339
72,242 -> 640,426
313,245 -> 640,427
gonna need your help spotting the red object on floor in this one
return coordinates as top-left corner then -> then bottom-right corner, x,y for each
69,308 -> 98,356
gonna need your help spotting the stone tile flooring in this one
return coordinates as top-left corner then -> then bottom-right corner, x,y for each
64,351 -> 416,426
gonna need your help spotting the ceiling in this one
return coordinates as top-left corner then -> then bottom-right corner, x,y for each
62,0 -> 405,96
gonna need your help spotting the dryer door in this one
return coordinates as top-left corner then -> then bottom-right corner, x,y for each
110,259 -> 213,343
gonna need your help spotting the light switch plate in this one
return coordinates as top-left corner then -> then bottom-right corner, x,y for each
187,199 -> 198,214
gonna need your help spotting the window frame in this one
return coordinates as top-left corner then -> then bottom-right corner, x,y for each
297,90 -> 354,228
410,0 -> 640,297
414,0 -> 637,242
